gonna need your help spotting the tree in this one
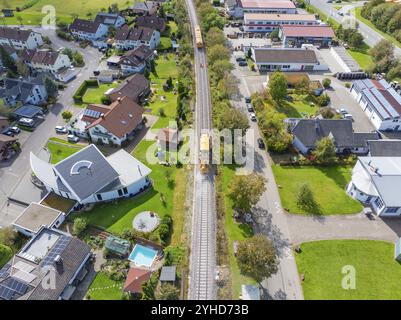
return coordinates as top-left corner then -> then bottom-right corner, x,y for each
141,273 -> 158,300
205,27 -> 226,46
269,71 -> 287,103
296,183 -> 317,211
369,39 -> 396,73
44,77 -> 58,98
16,61 -> 30,77
217,107 -> 249,133
258,109 -> 292,152
348,31 -> 364,49
322,78 -> 331,89
207,44 -> 230,62
62,110 -> 73,121
73,217 -> 88,236
0,227 -> 17,248
72,50 -> 84,67
0,244 -> 12,267
312,137 -> 337,164
0,46 -> 17,76
316,93 -> 330,107
227,173 -> 267,212
155,283 -> 180,300
236,234 -> 278,283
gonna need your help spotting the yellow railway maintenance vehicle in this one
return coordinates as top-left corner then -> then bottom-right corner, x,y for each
200,133 -> 211,174
195,25 -> 203,48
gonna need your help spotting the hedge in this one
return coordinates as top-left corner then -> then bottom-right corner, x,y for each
73,79 -> 99,103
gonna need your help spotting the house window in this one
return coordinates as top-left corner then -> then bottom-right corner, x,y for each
97,194 -> 102,201
118,189 -> 123,196
385,207 -> 399,214
123,187 -> 128,194
374,197 -> 384,209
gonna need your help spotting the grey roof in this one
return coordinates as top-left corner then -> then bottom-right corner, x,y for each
94,12 -> 124,25
119,45 -> 154,67
359,156 -> 401,207
135,14 -> 166,31
13,105 -> 43,118
0,74 -> 46,103
160,266 -> 176,281
70,18 -> 102,34
292,119 -> 354,149
353,132 -> 380,148
254,48 -> 318,64
0,27 -> 33,41
115,25 -> 156,42
368,139 -> 401,157
54,145 -> 119,201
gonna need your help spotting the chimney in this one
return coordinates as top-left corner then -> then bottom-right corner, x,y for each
101,113 -> 105,119
117,97 -> 122,102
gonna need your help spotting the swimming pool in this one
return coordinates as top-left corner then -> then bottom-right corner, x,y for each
128,244 -> 158,268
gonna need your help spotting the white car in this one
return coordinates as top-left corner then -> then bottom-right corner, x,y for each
55,126 -> 68,134
9,126 -> 20,134
249,113 -> 257,122
67,134 -> 79,143
336,108 -> 348,114
343,113 -> 353,120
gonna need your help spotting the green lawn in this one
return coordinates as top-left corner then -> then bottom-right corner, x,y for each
295,240 -> 401,300
47,140 -> 83,164
82,83 -> 118,105
272,165 -> 362,215
158,37 -> 172,51
354,7 -> 401,49
0,0 -> 133,25
221,165 -> 256,299
0,244 -> 12,268
347,46 -> 373,71
278,94 -> 318,118
86,272 -> 123,300
146,54 -> 179,129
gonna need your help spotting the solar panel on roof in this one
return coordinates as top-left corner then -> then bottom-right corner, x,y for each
0,264 -> 11,278
0,284 -> 13,300
3,277 -> 30,295
41,235 -> 71,267
84,108 -> 101,119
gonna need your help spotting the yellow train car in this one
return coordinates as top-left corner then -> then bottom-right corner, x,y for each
200,133 -> 210,173
195,25 -> 203,48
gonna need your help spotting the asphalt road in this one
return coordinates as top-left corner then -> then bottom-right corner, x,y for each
0,28 -> 102,227
309,0 -> 401,57
186,0 -> 217,300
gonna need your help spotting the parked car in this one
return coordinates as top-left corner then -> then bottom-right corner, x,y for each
337,108 -> 348,114
246,104 -> 254,112
55,126 -> 68,134
257,138 -> 265,149
18,118 -> 34,127
67,134 -> 79,143
9,126 -> 21,134
238,61 -> 247,66
3,130 -> 14,137
236,57 -> 246,62
245,96 -> 251,103
249,113 -> 257,122
342,113 -> 353,120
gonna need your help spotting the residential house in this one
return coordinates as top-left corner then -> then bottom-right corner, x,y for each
123,268 -> 152,294
0,45 -> 17,68
107,73 -> 150,103
129,1 -> 159,15
135,14 -> 166,33
0,27 -> 43,50
226,0 -> 297,18
94,12 -> 126,28
244,13 -> 318,33
30,144 -> 152,205
367,139 -> 401,157
118,44 -> 155,75
0,227 -> 91,300
279,25 -> 335,48
12,202 -> 65,237
350,79 -> 401,131
252,48 -> 328,72
0,74 -> 48,107
21,49 -> 72,80
115,25 -> 160,50
347,156 -> 401,216
69,18 -> 109,42
0,134 -> 17,161
287,118 -> 380,155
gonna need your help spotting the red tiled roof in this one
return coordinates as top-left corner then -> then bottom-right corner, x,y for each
281,25 -> 335,38
123,268 -> 152,293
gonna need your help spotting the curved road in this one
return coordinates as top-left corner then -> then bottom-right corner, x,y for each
186,0 -> 216,300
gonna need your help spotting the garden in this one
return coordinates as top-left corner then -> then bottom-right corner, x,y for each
295,240 -> 401,299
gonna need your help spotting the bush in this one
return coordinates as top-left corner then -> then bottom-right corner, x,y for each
0,244 -> 12,268
101,96 -> 111,105
316,93 -> 330,107
62,111 -> 73,121
158,224 -> 170,244
322,78 -> 331,89
73,217 -> 88,236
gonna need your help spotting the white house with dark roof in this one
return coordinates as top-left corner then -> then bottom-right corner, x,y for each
30,144 -> 151,205
21,49 -> 72,77
118,45 -> 155,75
350,79 -> 401,131
69,18 -> 109,41
347,156 -> 401,216
115,25 -> 160,50
0,27 -> 43,50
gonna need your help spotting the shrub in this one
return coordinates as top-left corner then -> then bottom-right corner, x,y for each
158,224 -> 170,244
73,217 -> 88,236
62,111 -> 73,121
322,78 -> 331,89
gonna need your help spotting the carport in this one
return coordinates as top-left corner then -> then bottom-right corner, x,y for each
13,105 -> 43,119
